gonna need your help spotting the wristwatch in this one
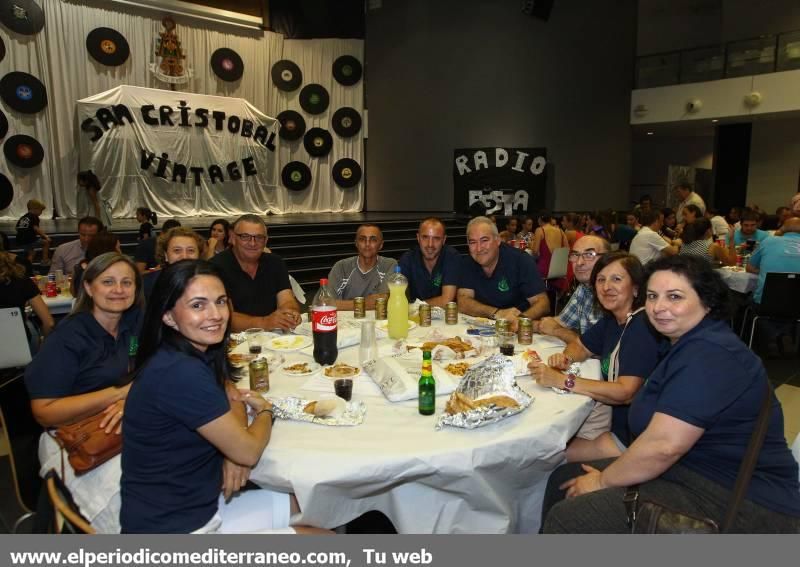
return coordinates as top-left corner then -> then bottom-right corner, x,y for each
489,308 -> 499,320
563,373 -> 576,392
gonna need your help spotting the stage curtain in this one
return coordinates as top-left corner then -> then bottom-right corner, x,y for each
0,0 -> 363,219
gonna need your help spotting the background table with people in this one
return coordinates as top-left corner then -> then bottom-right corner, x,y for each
246,310 -> 602,534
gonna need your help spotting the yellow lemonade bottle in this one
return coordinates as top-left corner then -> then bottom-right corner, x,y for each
387,266 -> 409,339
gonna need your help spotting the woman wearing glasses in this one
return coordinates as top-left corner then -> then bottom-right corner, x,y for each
530,251 -> 664,462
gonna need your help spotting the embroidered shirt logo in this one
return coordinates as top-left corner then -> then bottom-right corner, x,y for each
432,272 -> 442,288
497,277 -> 510,292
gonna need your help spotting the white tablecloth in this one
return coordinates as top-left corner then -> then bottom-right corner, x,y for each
43,293 -> 74,315
248,313 -> 598,534
716,267 -> 758,294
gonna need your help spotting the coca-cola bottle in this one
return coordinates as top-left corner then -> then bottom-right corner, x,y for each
312,278 -> 338,365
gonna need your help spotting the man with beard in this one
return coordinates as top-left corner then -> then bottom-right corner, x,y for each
398,218 -> 461,307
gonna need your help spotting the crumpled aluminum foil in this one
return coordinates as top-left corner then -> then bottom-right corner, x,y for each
436,354 -> 532,430
270,396 -> 366,426
551,362 -> 583,395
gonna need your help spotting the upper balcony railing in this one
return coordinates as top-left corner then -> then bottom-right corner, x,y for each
635,29 -> 800,89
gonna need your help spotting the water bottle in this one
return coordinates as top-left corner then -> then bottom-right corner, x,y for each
312,278 -> 338,365
387,266 -> 409,339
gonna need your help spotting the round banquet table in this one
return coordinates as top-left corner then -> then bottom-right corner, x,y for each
715,267 -> 758,294
247,312 -> 599,534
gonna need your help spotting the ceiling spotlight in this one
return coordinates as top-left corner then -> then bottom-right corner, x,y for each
711,119 -> 719,123
646,131 -> 654,135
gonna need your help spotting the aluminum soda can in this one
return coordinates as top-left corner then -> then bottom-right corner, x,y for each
353,296 -> 366,319
517,317 -> 533,345
445,301 -> 458,325
495,318 -> 510,335
249,358 -> 270,393
419,304 -> 432,327
375,297 -> 387,320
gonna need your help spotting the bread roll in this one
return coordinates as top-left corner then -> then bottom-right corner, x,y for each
303,398 -> 345,418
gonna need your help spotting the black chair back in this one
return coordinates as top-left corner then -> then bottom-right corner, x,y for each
759,272 -> 800,318
0,374 -> 43,514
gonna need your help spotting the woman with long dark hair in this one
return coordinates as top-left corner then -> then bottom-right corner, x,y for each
205,218 -> 231,259
121,260 -> 329,534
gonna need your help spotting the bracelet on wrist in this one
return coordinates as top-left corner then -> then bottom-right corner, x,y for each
256,407 -> 273,418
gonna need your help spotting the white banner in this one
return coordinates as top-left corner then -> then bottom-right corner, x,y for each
77,85 -> 278,218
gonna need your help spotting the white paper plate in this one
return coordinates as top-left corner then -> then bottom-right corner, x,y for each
266,335 -> 313,352
282,360 -> 322,376
375,320 -> 417,332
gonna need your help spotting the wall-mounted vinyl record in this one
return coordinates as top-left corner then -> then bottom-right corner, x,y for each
277,110 -> 305,141
299,84 -> 329,115
332,55 -> 362,86
271,60 -> 302,92
0,71 -> 47,114
0,0 -> 45,35
332,158 -> 361,188
0,173 -> 13,210
331,107 -> 362,138
4,134 -> 44,168
281,161 -> 312,191
86,27 -> 130,66
211,48 -> 244,82
303,128 -> 332,157
0,109 -> 7,139
0,36 -> 5,63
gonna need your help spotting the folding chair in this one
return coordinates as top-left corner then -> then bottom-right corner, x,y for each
0,308 -> 33,371
45,469 -> 95,534
0,373 -> 43,532
545,247 -> 570,313
741,272 -> 800,349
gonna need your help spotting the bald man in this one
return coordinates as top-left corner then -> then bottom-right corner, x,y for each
746,217 -> 800,304
398,217 -> 461,307
533,235 -> 609,343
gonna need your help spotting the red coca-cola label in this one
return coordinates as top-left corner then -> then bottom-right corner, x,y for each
312,306 -> 337,332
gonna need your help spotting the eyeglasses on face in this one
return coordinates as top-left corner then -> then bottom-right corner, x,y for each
568,250 -> 600,262
235,233 -> 267,243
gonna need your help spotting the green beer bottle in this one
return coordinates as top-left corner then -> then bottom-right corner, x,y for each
419,350 -> 435,415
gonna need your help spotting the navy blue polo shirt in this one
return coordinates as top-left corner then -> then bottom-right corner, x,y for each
210,249 -> 291,317
25,309 -> 142,399
580,311 -> 664,443
629,317 -> 800,517
121,346 -> 230,533
459,244 -> 545,311
398,245 -> 462,302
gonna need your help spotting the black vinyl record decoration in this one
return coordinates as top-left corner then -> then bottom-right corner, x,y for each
0,109 -> 7,139
303,128 -> 332,158
0,173 -> 13,210
277,110 -> 306,141
332,55 -> 362,86
271,60 -> 302,92
86,27 -> 130,66
211,48 -> 244,82
0,36 -> 5,63
331,107 -> 362,138
299,84 -> 329,115
332,158 -> 362,188
281,162 -> 312,191
4,134 -> 44,168
0,71 -> 47,114
0,0 -> 45,35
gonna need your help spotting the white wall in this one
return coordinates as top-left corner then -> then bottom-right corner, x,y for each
747,117 -> 800,211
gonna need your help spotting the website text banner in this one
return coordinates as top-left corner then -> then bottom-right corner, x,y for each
0,534 -> 783,567
77,85 -> 278,218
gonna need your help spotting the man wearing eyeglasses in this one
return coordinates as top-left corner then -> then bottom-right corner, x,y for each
211,214 -> 300,332
327,224 -> 397,311
532,235 -> 608,343
458,216 -> 549,331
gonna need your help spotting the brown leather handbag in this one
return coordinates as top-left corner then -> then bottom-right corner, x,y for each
52,412 -> 122,476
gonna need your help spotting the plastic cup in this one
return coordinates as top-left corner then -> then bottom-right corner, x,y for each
244,328 -> 265,354
334,378 -> 353,401
479,329 -> 497,354
498,331 -> 516,356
